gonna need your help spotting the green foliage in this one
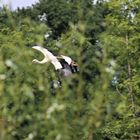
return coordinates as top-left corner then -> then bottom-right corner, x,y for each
97,0 -> 140,139
0,0 -> 140,140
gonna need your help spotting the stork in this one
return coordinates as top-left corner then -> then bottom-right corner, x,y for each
32,46 -> 79,77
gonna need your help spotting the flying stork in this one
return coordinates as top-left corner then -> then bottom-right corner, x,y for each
32,46 -> 79,77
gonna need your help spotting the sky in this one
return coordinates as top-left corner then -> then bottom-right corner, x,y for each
0,0 -> 98,10
0,0 -> 39,10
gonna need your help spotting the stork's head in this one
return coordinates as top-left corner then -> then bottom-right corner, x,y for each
32,59 -> 41,64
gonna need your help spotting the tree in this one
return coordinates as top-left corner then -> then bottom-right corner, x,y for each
97,0 -> 140,139
0,4 -> 109,139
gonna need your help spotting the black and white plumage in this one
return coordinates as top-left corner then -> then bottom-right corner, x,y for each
32,46 -> 78,77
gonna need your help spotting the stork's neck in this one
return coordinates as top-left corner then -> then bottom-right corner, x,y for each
32,59 -> 47,64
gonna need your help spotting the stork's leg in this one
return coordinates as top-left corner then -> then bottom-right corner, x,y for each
50,79 -> 62,96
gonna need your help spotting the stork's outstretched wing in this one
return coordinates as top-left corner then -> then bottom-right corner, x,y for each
32,46 -> 62,70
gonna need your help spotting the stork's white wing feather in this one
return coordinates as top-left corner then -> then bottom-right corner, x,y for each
61,55 -> 72,65
32,46 -> 62,70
